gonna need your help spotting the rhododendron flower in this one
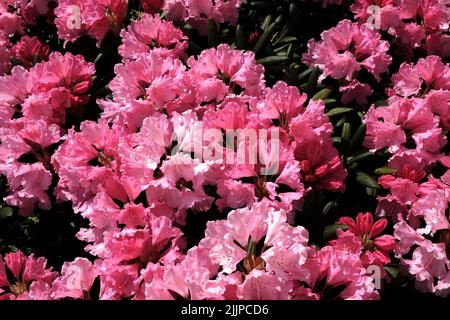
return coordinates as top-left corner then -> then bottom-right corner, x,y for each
290,100 -> 346,192
51,119 -> 125,208
12,35 -> 50,68
351,0 -> 450,57
337,212 -> 396,266
32,52 -> 95,107
377,155 -> 427,205
108,51 -> 188,112
187,44 -> 265,98
302,19 -> 392,82
2,0 -> 450,301
119,14 -> 188,60
0,32 -> 11,75
164,0 -> 240,35
55,0 -> 128,46
339,80 -> 373,105
0,2 -> 23,35
52,258 -> 98,300
294,234 -> 379,300
256,81 -> 308,125
0,251 -> 57,300
391,56 -> 450,97
364,97 -> 446,164
402,240 -> 449,294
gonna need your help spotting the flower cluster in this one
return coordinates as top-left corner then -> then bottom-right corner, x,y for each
350,0 -> 450,58
302,19 -> 392,105
0,52 -> 94,215
362,55 -> 450,296
1,0 -> 450,301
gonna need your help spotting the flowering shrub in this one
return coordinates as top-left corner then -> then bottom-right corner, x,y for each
0,0 -> 449,300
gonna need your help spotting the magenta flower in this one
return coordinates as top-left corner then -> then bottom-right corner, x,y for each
338,212 -> 396,266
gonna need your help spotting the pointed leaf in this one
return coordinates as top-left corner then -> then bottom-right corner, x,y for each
356,172 -> 380,189
374,167 -> 397,175
312,87 -> 333,100
326,107 -> 353,117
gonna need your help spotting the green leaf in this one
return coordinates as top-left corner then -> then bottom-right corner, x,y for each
261,14 -> 273,31
384,266 -> 400,278
253,22 -> 276,54
94,53 -> 103,65
347,124 -> 366,154
297,67 -> 314,81
326,107 -> 353,117
356,172 -> 380,189
306,67 -> 320,89
347,151 -> 372,164
251,1 -> 276,9
342,122 -> 352,142
274,25 -> 289,44
247,237 -> 254,256
374,167 -> 397,175
322,201 -> 338,216
375,100 -> 388,106
322,98 -> 337,105
336,116 -> 348,127
286,43 -> 294,59
0,207 -> 13,220
274,14 -> 283,25
323,224 -> 348,240
312,87 -> 333,100
277,36 -> 297,44
289,3 -> 297,15
236,24 -> 246,50
256,55 -> 289,65
366,187 -> 378,196
332,137 -> 342,144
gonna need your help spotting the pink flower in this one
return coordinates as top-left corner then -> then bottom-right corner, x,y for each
350,0 -> 400,32
294,239 -> 379,300
425,90 -> 450,130
52,258 -> 98,300
32,52 -> 95,107
339,80 -> 373,105
0,3 -> 23,35
377,154 -> 426,205
119,14 -> 188,61
55,0 -> 127,46
97,261 -> 139,300
426,33 -> 450,58
12,36 -> 50,68
292,101 -> 347,192
187,44 -> 265,98
164,0 -> 240,35
0,32 -> 11,75
402,240 -> 449,294
337,212 -> 396,266
109,51 -> 187,111
411,190 -> 449,236
302,19 -> 391,82
237,270 -> 292,300
364,97 -> 446,164
256,81 -> 307,124
51,119 -> 125,208
391,56 -> 450,97
1,162 -> 53,216
0,251 -> 57,300
199,201 -> 310,277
